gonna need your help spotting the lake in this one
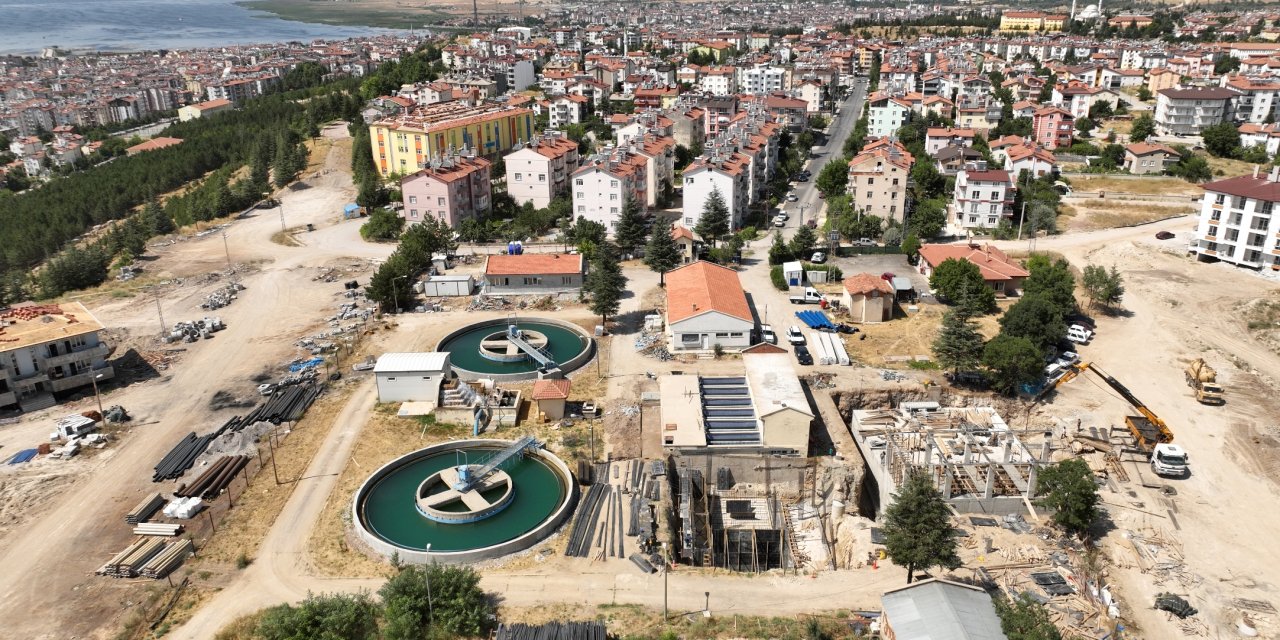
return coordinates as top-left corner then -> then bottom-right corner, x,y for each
0,0 -> 390,55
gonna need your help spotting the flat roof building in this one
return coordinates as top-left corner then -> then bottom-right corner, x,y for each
0,302 -> 114,412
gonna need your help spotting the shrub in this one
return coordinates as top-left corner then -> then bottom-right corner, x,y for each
770,265 -> 788,291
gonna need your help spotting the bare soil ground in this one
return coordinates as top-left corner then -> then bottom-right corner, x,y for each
1067,175 -> 1203,197
1060,201 -> 1196,231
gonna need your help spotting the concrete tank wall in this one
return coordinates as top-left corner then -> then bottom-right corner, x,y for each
351,439 -> 579,565
436,316 -> 597,383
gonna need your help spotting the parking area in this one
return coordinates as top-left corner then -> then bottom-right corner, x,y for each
828,251 -> 931,297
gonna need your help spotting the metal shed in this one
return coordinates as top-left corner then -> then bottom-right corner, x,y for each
374,352 -> 451,403
782,261 -> 804,286
422,274 -> 475,297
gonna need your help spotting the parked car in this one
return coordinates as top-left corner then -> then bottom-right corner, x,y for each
1155,230 -> 1176,240
795,175 -> 809,183
810,251 -> 827,264
1066,324 -> 1093,344
773,216 -> 786,228
786,326 -> 806,345
794,345 -> 813,365
761,324 -> 777,344
786,193 -> 799,202
777,212 -> 789,220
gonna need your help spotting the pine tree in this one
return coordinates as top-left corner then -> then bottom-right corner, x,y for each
789,225 -> 818,260
273,134 -> 296,189
882,471 -> 961,583
932,307 -> 985,376
767,230 -> 793,265
694,187 -> 730,247
643,225 -> 682,286
249,140 -> 271,191
585,245 -> 627,325
143,201 -> 174,235
613,196 -> 648,257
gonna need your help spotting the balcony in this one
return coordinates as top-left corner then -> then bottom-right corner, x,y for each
49,365 -> 115,394
44,343 -> 110,368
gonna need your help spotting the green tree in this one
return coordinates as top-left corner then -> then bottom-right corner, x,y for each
767,230 -> 793,265
359,208 -> 405,242
933,306 -> 985,375
901,232 -> 920,261
613,196 -> 648,257
380,564 -> 495,639
995,593 -> 1063,640
815,156 -> 850,196
694,187 -> 731,246
929,258 -> 995,312
1129,113 -> 1155,143
910,198 -> 948,238
789,224 -> 818,259
143,200 -> 175,235
1202,122 -> 1241,158
584,245 -> 626,325
1021,255 -> 1076,316
1075,117 -> 1096,137
982,334 -> 1044,394
910,160 -> 945,200
1082,264 -> 1125,310
257,592 -> 379,640
1167,149 -> 1213,182
1035,459 -> 1100,539
1136,86 -> 1153,102
643,224 -> 682,285
998,296 -> 1068,353
882,471 -> 961,583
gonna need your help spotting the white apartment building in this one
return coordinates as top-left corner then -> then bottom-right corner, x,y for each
1224,76 -> 1280,124
1191,168 -> 1280,270
867,93 -> 912,139
797,79 -> 824,113
682,153 -> 751,229
627,134 -> 677,208
847,139 -> 914,224
951,166 -> 1015,232
740,65 -> 787,95
571,147 -> 648,234
699,68 -> 738,96
0,302 -> 114,412
1155,87 -> 1239,136
548,94 -> 589,129
505,132 -> 581,209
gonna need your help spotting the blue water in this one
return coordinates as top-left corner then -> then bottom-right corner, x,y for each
0,0 -> 390,54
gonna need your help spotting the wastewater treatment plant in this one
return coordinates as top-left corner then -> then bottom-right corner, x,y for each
352,437 -> 578,563
435,317 -> 594,381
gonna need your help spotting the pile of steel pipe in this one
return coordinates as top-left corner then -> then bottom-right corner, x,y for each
242,383 -> 322,425
174,455 -> 249,500
140,539 -> 194,579
565,482 -> 610,558
98,538 -> 166,578
495,622 -> 607,640
133,523 -> 184,537
125,493 -> 165,524
153,432 -> 216,482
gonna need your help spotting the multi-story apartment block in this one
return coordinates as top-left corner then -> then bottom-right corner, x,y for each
626,133 -> 678,208
951,166 -> 1014,232
369,102 -> 534,177
0,302 -> 114,413
1031,106 -> 1074,150
1052,83 -> 1117,120
847,139 -> 914,224
867,93 -> 912,139
505,132 -> 581,209
924,127 -> 975,155
1223,76 -> 1280,124
699,67 -> 738,96
399,154 -> 492,228
682,152 -> 751,230
571,147 -> 649,234
1191,167 -> 1280,271
1155,87 -> 1238,136
797,79 -> 824,113
740,65 -> 787,95
548,94 -> 589,129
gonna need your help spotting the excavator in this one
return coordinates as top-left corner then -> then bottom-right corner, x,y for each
1055,362 -> 1188,476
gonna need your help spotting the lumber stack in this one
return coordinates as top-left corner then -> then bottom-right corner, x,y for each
140,539 -> 194,579
99,538 -> 166,578
133,523 -> 184,537
125,493 -> 165,525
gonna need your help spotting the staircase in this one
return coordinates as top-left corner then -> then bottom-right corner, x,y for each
441,383 -> 476,408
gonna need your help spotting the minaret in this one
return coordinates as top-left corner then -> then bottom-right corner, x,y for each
1070,0 -> 1077,21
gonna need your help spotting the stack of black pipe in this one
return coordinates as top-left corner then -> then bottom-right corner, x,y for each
241,383 -> 322,425
174,455 -> 251,499
494,622 -> 607,640
152,432 -> 217,482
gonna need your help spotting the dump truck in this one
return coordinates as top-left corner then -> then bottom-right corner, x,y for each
1184,358 -> 1225,405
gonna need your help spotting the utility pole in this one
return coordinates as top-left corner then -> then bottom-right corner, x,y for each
279,201 -> 286,233
221,230 -> 234,274
154,293 -> 166,335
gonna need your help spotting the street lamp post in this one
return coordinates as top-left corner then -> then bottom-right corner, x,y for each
91,373 -> 106,424
221,230 -> 234,276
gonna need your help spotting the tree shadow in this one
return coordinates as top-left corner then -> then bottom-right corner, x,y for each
611,308 -> 656,336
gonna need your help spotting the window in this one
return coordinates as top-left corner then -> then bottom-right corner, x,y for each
610,193 -> 618,201
408,195 -> 418,204
1215,194 -> 1226,205
523,277 -> 543,285
892,178 -> 899,186
1208,225 -> 1218,236
410,209 -> 419,218
577,205 -> 585,212
729,332 -> 744,337
866,191 -> 872,199
685,177 -> 693,184
610,180 -> 619,188
969,215 -> 978,223
681,334 -> 701,344
970,190 -> 979,199
868,178 -> 875,185
610,207 -> 618,213
715,332 -> 730,337
538,174 -> 546,182
562,276 -> 575,285
437,197 -> 445,206
990,191 -> 1000,200
988,216 -> 997,225
514,173 -> 522,181
685,217 -> 693,224
576,192 -> 584,198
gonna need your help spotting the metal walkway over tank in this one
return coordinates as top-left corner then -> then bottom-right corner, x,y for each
455,435 -> 543,492
505,324 -> 558,370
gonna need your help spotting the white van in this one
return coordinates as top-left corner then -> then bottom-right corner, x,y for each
1066,324 -> 1093,344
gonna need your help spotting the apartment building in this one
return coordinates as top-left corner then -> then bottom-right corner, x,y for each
1053,83 -> 1118,120
866,93 -> 913,139
1031,106 -> 1074,150
548,94 -> 589,129
0,302 -> 114,413
1223,76 -> 1280,124
1240,123 -> 1280,156
924,127 -> 975,155
1191,168 -> 1280,270
1155,87 -> 1238,136
505,132 -> 581,209
797,79 -> 824,113
369,102 -> 534,177
399,154 -> 492,228
571,147 -> 648,234
847,139 -> 914,224
951,166 -> 1014,232
740,65 -> 787,95
699,67 -> 738,96
682,152 -> 751,230
627,133 -> 677,208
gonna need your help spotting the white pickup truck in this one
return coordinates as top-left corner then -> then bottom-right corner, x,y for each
789,287 -> 824,304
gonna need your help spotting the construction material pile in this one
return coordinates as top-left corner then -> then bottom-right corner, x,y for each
494,622 -> 606,640
161,496 -> 203,519
164,317 -> 226,343
125,493 -> 165,525
242,383 -> 321,424
1156,593 -> 1199,618
98,538 -> 166,578
140,539 -> 194,579
201,283 -> 243,310
153,432 -> 217,481
133,522 -> 183,536
175,455 -> 249,500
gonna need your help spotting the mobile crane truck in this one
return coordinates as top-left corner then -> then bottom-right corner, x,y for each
1056,363 -> 1189,477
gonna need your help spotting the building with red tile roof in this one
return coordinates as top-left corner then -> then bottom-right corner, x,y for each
665,261 -> 754,352
917,243 -> 1030,295
125,136 -> 183,156
483,253 -> 585,295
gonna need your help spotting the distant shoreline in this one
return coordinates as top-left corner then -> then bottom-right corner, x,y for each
236,0 -> 454,30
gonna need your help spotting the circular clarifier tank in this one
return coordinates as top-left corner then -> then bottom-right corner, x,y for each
436,317 -> 594,381
352,440 -> 577,563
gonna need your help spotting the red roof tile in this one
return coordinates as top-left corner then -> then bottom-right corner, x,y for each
531,379 -> 572,400
666,261 -> 751,323
485,253 -> 584,276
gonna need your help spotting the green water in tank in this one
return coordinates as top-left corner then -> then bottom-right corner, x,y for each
438,322 -> 589,374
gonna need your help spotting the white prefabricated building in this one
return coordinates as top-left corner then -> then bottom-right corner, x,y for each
374,352 -> 451,403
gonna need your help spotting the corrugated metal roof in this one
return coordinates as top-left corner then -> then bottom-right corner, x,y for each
881,579 -> 1007,640
374,352 -> 450,373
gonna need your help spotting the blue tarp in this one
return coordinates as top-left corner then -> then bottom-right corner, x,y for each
7,449 -> 37,465
289,357 -> 325,372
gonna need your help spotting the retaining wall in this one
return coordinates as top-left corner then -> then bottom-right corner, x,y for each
350,439 -> 579,565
